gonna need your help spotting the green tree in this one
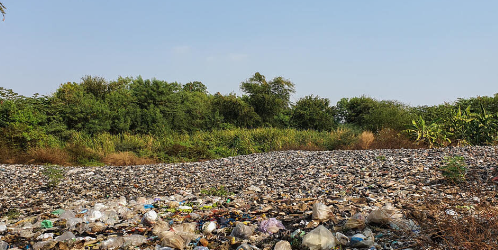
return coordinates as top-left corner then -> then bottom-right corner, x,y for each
291,95 -> 337,131
52,82 -> 111,135
212,93 -> 261,128
240,72 -> 295,126
0,2 -> 6,21
336,96 -> 377,126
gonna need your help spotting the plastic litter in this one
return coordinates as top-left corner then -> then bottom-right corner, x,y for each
367,204 -> 401,224
274,240 -> 291,250
0,241 -> 8,250
88,210 -> 102,221
312,203 -> 331,221
123,234 -> 147,246
143,210 -> 158,224
41,220 -> 53,229
55,231 -> 76,241
202,221 -> 217,234
350,229 -> 375,248
259,218 -> 285,234
302,225 -> 336,250
51,209 -> 65,215
0,222 -> 6,232
230,222 -> 256,239
156,246 -> 175,250
335,232 -> 349,246
159,231 -> 186,250
36,233 -> 54,240
237,243 -> 253,250
101,237 -> 125,250
193,247 -> 209,250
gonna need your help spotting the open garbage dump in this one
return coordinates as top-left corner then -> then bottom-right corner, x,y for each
1,146 -> 498,249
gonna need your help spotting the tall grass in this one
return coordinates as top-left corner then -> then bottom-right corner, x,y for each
0,127 -> 365,165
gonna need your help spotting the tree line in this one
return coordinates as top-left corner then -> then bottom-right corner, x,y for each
1,72 -> 498,153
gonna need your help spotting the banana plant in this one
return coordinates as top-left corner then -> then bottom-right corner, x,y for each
405,116 -> 451,148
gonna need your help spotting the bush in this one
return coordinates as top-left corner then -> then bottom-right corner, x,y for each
41,165 -> 64,187
440,156 -> 467,183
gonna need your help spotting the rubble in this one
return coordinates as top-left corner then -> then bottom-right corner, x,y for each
0,146 -> 498,249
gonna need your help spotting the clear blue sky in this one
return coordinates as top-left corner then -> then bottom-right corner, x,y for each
1,1 -> 497,106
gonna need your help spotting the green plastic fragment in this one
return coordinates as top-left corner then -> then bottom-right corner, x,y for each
41,220 -> 53,229
51,209 -> 65,215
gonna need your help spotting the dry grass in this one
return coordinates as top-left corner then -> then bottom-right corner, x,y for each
370,128 -> 423,149
27,147 -> 71,166
103,152 -> 156,166
353,131 -> 375,150
406,170 -> 498,249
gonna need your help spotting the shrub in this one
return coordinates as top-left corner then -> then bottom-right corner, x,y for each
440,156 -> 467,183
41,165 -> 64,187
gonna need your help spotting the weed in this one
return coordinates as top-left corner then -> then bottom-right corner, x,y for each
376,155 -> 386,161
200,186 -> 234,197
41,165 -> 64,187
440,156 -> 467,183
6,208 -> 20,220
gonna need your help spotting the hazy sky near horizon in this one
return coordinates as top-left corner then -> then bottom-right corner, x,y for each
1,1 -> 497,106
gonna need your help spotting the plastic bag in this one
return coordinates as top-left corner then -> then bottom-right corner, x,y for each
159,231 -> 186,250
274,240 -> 291,250
202,221 -> 217,234
143,210 -> 158,225
153,220 -> 170,236
302,225 -> 336,250
312,203 -> 331,221
367,208 -> 392,224
335,232 -> 349,246
344,213 -> 366,229
230,223 -> 256,239
350,229 -> 374,248
259,218 -> 285,234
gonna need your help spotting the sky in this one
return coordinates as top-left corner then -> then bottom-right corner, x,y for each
0,0 -> 497,106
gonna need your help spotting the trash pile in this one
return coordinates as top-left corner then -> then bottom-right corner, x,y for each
1,146 -> 498,249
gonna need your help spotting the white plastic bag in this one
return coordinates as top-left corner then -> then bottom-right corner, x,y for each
312,203 -> 331,221
302,225 -> 336,250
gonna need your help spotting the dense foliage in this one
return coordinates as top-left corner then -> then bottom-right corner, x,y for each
1,72 -> 497,165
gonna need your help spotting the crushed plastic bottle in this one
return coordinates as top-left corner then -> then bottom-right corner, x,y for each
101,237 -> 125,250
